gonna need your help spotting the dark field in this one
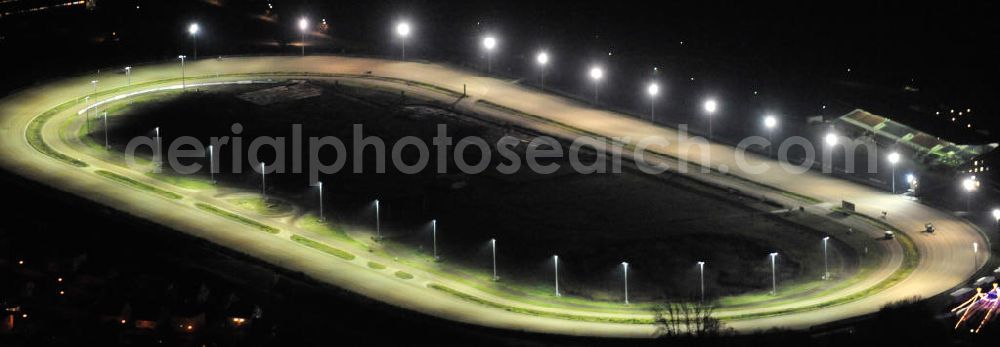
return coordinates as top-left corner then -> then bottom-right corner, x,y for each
86,80 -> 853,302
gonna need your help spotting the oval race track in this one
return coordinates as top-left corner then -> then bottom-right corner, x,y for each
0,56 -> 988,337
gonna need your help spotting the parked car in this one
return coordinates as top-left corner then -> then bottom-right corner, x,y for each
884,230 -> 895,239
925,223 -> 935,233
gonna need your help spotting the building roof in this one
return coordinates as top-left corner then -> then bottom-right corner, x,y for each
836,109 -> 995,168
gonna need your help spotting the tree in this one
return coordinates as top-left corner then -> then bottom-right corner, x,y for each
652,301 -> 726,338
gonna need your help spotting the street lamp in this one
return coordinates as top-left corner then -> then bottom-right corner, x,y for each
553,255 -> 561,297
697,261 -> 705,302
974,242 -> 979,270
992,209 -> 1000,229
491,238 -> 498,281
769,252 -> 779,295
822,237 -> 830,280
154,126 -> 161,167
374,199 -> 382,240
703,99 -> 717,140
888,152 -> 900,194
906,173 -> 917,193
764,115 -> 777,156
396,21 -> 411,60
88,80 -> 98,133
188,23 -> 200,60
102,111 -> 109,149
432,219 -> 439,260
298,17 -> 309,56
589,66 -> 603,104
208,144 -> 215,184
647,82 -> 659,122
622,262 -> 629,304
178,55 -> 187,90
482,36 -> 497,73
963,176 -> 979,211
259,162 -> 266,199
824,132 -> 838,147
316,181 -> 324,221
536,51 -> 549,87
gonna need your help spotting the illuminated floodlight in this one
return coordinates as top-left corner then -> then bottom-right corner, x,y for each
482,36 -> 496,50
888,152 -> 901,164
703,99 -> 718,114
536,51 -> 549,65
647,82 -> 659,96
964,177 -> 979,192
396,21 -> 411,37
764,115 -> 777,129
298,17 -> 309,56
824,132 -> 838,146
589,66 -> 603,80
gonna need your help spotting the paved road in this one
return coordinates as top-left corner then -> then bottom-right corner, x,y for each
0,56 -> 987,337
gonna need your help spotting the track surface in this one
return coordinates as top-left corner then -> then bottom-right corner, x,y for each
0,56 -> 987,337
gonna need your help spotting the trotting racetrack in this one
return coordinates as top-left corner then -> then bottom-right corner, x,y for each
0,56 -> 988,337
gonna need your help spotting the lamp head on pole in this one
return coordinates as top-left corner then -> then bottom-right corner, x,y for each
396,22 -> 411,37
536,51 -> 549,66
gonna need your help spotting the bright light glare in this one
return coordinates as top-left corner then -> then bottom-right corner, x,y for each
764,115 -> 777,129
824,132 -> 838,146
298,18 -> 309,31
963,177 -> 979,192
188,23 -> 199,35
888,152 -> 901,164
536,52 -> 549,65
396,22 -> 411,37
992,209 -> 1000,221
703,99 -> 718,113
589,66 -> 603,80
647,83 -> 659,96
483,36 -> 496,50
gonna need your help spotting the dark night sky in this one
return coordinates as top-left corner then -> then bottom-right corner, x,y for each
1,0 -> 997,139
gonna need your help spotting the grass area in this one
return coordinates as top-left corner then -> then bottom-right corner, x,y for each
395,271 -> 414,280
27,99 -> 89,167
194,202 -> 280,234
368,261 -> 387,270
428,283 -> 653,324
780,191 -> 823,204
379,239 -> 660,313
290,234 -> 356,260
94,170 -> 182,200
295,216 -> 369,249
716,281 -> 827,307
146,172 -> 216,190
225,196 -> 294,216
